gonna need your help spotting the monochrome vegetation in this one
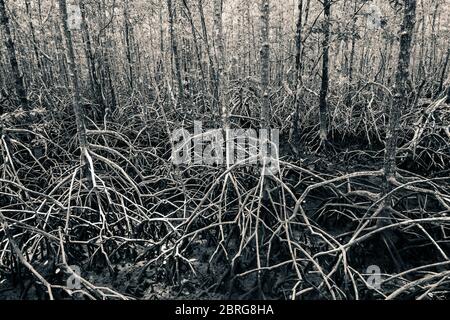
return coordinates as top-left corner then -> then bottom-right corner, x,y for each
0,0 -> 449,300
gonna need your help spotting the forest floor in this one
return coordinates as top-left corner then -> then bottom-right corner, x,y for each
1,134 -> 448,300
1,95 -> 449,300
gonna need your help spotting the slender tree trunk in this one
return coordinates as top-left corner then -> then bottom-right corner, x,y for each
36,0 -> 52,85
429,0 -> 439,75
0,0 -> 29,109
436,47 -> 450,97
182,0 -> 207,111
198,0 -> 217,114
80,0 -> 104,112
447,86 -> 450,104
54,20 -> 69,87
246,2 -> 253,77
260,0 -> 270,129
381,0 -> 417,270
181,37 -> 192,105
167,0 -> 184,111
156,2 -> 164,85
213,0 -> 228,129
97,0 -> 117,113
346,1 -> 357,108
292,0 -> 303,149
257,0 -> 271,297
57,0 -> 90,182
384,0 -> 417,184
319,0 -> 331,141
123,0 -> 134,91
104,36 -> 117,112
294,0 -> 303,85
25,0 -> 42,75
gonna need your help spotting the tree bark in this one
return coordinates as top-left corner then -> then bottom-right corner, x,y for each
381,0 -> 417,271
123,0 -> 134,91
181,0 -> 207,111
384,0 -> 417,184
24,0 -> 42,75
260,0 -> 270,129
346,1 -> 358,108
167,0 -> 184,111
79,0 -> 104,112
318,0 -> 330,141
213,0 -> 228,129
0,0 -> 29,109
198,0 -> 218,115
292,0 -> 303,149
436,47 -> 450,97
58,0 -> 90,182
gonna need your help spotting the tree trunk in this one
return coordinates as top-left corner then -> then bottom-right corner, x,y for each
198,0 -> 218,115
436,47 -> 450,97
167,0 -> 184,111
123,0 -> 134,91
181,0 -> 207,112
25,0 -> 42,75
447,86 -> 450,104
381,0 -> 417,271
319,0 -> 330,141
346,1 -> 357,108
0,0 -> 29,109
213,0 -> 228,129
156,2 -> 164,85
292,0 -> 303,149
260,0 -> 270,129
384,0 -> 417,184
80,0 -> 104,112
57,0 -> 90,182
